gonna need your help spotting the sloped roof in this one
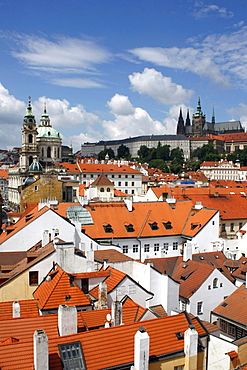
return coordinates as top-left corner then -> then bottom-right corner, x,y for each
0,299 -> 39,320
0,312 -> 207,369
91,173 -> 113,186
114,188 -> 131,197
89,266 -> 127,299
231,257 -> 247,281
212,284 -> 247,326
81,200 -> 217,240
94,249 -> 134,263
33,265 -> 91,310
77,162 -> 141,174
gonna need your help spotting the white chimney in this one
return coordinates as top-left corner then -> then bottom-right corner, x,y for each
58,305 -> 77,336
134,327 -> 150,370
42,230 -> 49,247
183,241 -> 193,262
12,301 -> 20,318
111,301 -> 122,326
195,201 -> 203,210
184,325 -> 198,370
33,329 -> 49,370
55,241 -> 75,273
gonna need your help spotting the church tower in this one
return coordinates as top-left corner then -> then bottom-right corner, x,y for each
176,108 -> 185,135
19,97 -> 39,170
191,98 -> 206,137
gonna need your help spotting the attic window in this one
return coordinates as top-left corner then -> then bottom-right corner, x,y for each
59,341 -> 85,370
175,332 -> 184,340
182,264 -> 188,269
243,261 -> 247,265
163,221 -> 172,229
199,256 -> 204,260
103,224 -> 113,233
149,222 -> 158,230
214,255 -> 219,259
65,295 -> 71,301
221,302 -> 228,307
125,223 -> 134,232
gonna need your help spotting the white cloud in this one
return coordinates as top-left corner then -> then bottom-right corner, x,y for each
129,68 -> 193,104
193,2 -> 234,19
227,103 -> 247,131
130,46 -> 229,87
0,83 -> 26,123
51,78 -> 104,88
102,93 -> 177,140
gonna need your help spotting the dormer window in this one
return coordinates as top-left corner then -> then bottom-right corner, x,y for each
100,187 -> 105,192
163,221 -> 172,229
125,223 -> 134,232
149,222 -> 158,230
103,223 -> 113,233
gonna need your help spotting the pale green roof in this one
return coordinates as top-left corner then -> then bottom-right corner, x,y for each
37,126 -> 60,138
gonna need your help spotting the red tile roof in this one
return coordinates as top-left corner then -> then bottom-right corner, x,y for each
89,266 -> 126,299
77,162 -> 141,174
0,299 -> 39,320
33,265 -> 91,310
212,284 -> 247,326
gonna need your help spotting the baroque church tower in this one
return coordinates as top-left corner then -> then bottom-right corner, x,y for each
191,98 -> 206,137
19,98 -> 39,170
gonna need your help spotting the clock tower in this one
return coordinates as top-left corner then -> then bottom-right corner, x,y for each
20,97 -> 39,170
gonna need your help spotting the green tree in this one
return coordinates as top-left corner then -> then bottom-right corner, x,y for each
98,148 -> 115,160
156,144 -> 170,160
117,144 -> 130,159
192,143 -> 218,161
138,145 -> 149,160
149,159 -> 169,172
170,147 -> 184,163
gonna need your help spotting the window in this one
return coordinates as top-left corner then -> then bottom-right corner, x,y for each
34,185 -> 38,191
112,175 -> 115,178
163,221 -> 172,229
131,182 -> 134,186
149,222 -> 158,230
118,181 -> 121,186
132,190 -> 135,194
128,285 -> 136,294
81,278 -> 89,294
100,187 -> 104,192
133,244 -> 138,253
163,243 -> 169,251
107,188 -> 110,192
123,245 -> 128,253
144,244 -> 150,252
29,271 -> 38,285
230,223 -> 234,232
103,224 -> 113,233
59,341 -> 85,370
173,242 -> 178,250
221,223 -> 226,232
154,243 -> 159,251
228,323 -> 236,337
90,174 -> 93,178
28,134 -> 33,143
125,224 -> 134,232
132,175 -> 134,178
47,146 -> 51,158
213,278 -> 218,289
118,175 -> 121,178
83,174 -> 86,178
174,366 -> 184,370
125,190 -> 128,194
197,301 -> 203,315
125,181 -> 128,186
73,189 -> 76,197
239,222 -> 243,230
125,175 -> 128,178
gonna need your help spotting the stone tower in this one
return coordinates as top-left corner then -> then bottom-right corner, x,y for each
176,108 -> 185,135
191,98 -> 206,137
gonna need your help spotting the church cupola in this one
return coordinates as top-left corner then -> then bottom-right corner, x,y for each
23,97 -> 36,129
176,108 -> 185,135
193,97 -> 205,118
39,103 -> 51,127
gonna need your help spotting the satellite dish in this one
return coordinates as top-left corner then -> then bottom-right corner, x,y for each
106,313 -> 111,322
105,322 -> 110,328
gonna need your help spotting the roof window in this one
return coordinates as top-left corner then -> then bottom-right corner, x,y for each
103,223 -> 113,233
58,341 -> 85,370
163,221 -> 172,229
124,223 -> 134,232
214,255 -> 219,259
176,332 -> 184,340
199,256 -> 204,260
221,302 -> 228,307
149,221 -> 158,230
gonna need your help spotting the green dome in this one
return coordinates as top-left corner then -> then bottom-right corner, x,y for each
37,126 -> 60,138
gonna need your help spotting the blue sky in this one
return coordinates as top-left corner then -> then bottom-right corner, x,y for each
0,0 -> 247,151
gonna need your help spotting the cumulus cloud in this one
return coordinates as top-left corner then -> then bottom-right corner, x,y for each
102,93 -> 178,140
129,68 -> 193,104
227,103 -> 247,131
193,3 -> 234,19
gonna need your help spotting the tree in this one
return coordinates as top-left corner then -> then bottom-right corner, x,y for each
192,143 -> 218,161
98,148 -> 115,160
170,147 -> 184,163
117,144 -> 131,159
149,159 -> 169,172
156,144 -> 170,160
138,145 -> 150,160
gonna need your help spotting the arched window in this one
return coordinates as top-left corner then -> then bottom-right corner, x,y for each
57,148 -> 60,158
54,148 -> 57,158
41,148 -> 44,158
28,134 -> 33,143
106,188 -> 110,192
47,147 -> 51,158
213,278 -> 218,289
29,156 -> 33,166
100,187 -> 104,192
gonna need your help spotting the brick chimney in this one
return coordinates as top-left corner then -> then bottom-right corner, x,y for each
184,325 -> 198,370
134,327 -> 149,370
33,329 -> 48,370
58,305 -> 77,336
12,301 -> 20,318
111,301 -> 122,326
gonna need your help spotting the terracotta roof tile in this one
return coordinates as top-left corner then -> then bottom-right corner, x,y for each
94,249 -> 134,263
89,266 -> 126,299
33,265 -> 91,310
212,284 -> 247,326
91,173 -> 114,186
0,299 -> 39,320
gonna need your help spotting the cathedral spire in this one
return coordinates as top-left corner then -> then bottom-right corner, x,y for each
212,106 -> 215,124
186,109 -> 191,126
176,107 -> 185,135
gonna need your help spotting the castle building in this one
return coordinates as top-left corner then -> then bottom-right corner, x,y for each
177,98 -> 244,138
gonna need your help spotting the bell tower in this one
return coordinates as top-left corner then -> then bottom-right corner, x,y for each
192,98 -> 206,137
20,97 -> 39,170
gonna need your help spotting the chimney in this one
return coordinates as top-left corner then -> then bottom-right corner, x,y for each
42,230 -> 49,247
97,282 -> 108,309
111,301 -> 122,326
183,241 -> 192,262
195,201 -> 203,210
12,301 -> 20,318
55,241 -> 75,273
134,327 -> 150,370
184,325 -> 198,370
103,258 -> 109,270
33,329 -> 49,370
58,305 -> 77,336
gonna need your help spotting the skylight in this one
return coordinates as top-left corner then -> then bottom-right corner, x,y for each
58,341 -> 85,370
66,205 -> 93,225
